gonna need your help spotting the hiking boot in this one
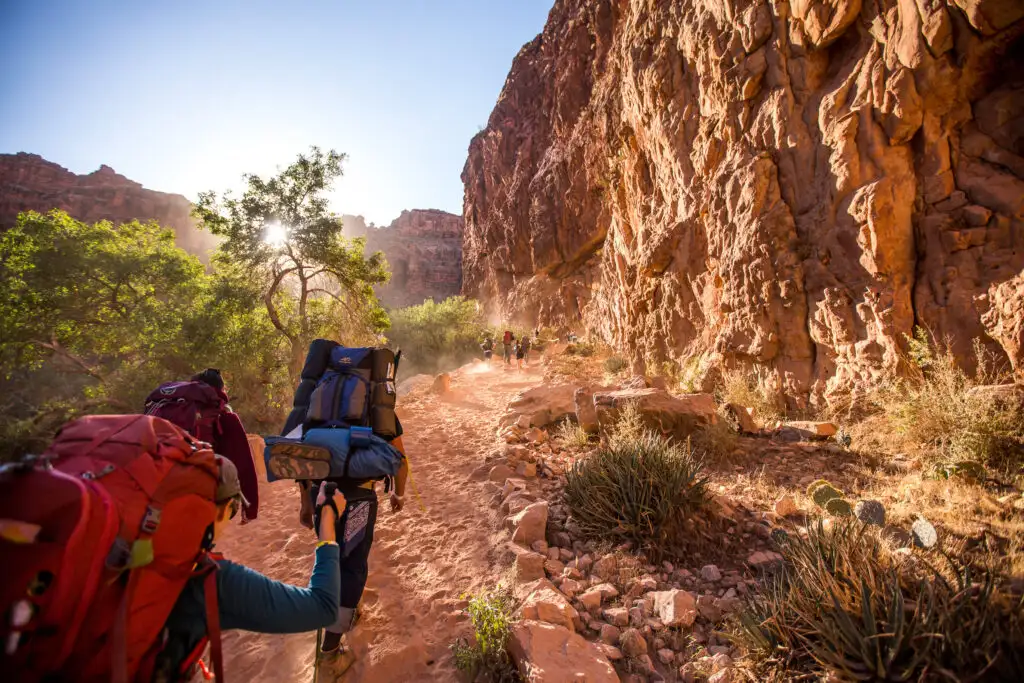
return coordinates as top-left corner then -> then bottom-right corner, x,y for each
333,648 -> 356,676
321,630 -> 343,653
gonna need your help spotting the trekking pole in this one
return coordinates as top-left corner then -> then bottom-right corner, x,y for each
404,458 -> 427,512
313,627 -> 322,683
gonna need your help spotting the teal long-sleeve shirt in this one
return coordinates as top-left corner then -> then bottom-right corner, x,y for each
156,544 -> 340,680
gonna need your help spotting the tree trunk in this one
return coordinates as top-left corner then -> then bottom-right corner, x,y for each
288,337 -> 306,388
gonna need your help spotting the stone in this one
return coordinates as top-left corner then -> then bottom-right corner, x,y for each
774,494 -> 799,517
500,384 -> 579,430
700,564 -> 722,582
544,559 -> 566,576
628,606 -> 644,627
708,669 -> 736,683
746,551 -> 785,571
341,210 -> 463,307
711,652 -> 733,672
678,662 -> 698,683
649,590 -> 698,628
430,373 -> 451,394
508,620 -> 618,683
602,607 -> 630,627
618,627 -> 648,658
593,554 -> 618,581
781,421 -> 838,439
854,500 -> 886,526
697,595 -> 722,623
599,623 -> 620,644
525,427 -> 549,444
515,551 -> 547,582
516,461 -> 538,478
593,643 -> 623,661
520,578 -> 580,631
722,403 -> 758,433
657,648 -> 675,665
574,386 -> 602,434
560,578 -> 582,599
594,388 -> 718,440
509,501 -> 549,547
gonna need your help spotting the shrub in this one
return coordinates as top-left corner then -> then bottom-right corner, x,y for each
385,296 -> 491,376
734,520 -> 1024,681
555,418 -> 591,448
450,588 -> 520,682
875,331 -> 1023,471
565,341 -> 595,357
719,369 -> 784,425
690,419 -> 738,462
564,429 -> 708,561
604,355 -> 628,374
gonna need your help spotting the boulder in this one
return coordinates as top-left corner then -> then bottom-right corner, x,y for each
430,373 -> 451,394
509,501 -> 550,547
780,421 -> 838,439
508,620 -> 618,683
500,384 -> 579,429
649,589 -> 698,628
594,388 -> 717,439
520,578 -> 580,631
574,386 -> 602,434
515,551 -> 547,582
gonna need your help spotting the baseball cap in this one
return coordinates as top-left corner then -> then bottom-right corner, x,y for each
214,455 -> 250,507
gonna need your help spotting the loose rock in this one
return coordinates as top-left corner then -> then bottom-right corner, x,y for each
508,620 -> 618,683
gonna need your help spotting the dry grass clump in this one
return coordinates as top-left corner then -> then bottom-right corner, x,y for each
734,520 -> 1024,682
719,369 -> 785,426
554,417 -> 592,449
690,418 -> 739,464
603,354 -> 628,374
565,419 -> 708,561
874,332 -> 1023,473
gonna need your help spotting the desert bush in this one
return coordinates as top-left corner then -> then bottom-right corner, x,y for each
607,400 -> 646,449
719,369 -> 784,425
564,428 -> 708,560
604,355 -> 628,374
875,330 -> 1023,471
385,296 -> 491,376
450,588 -> 520,682
555,418 -> 592,448
734,520 -> 1024,681
565,341 -> 595,357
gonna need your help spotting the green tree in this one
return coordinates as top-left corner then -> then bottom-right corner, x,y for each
386,296 -> 490,375
193,147 -> 390,382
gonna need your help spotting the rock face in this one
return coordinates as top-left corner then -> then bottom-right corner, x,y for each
0,153 -> 215,257
462,0 -> 1024,404
343,210 -> 463,308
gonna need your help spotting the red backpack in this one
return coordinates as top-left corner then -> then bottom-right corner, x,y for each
0,415 -> 224,683
503,330 -> 512,344
144,381 -> 224,443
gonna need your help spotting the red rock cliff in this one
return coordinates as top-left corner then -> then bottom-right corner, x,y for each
343,209 -> 463,308
0,153 -> 215,257
462,0 -> 1024,403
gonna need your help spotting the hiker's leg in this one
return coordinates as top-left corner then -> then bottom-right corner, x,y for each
327,497 -> 379,635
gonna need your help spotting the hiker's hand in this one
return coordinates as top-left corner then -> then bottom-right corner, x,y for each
390,492 -> 404,513
316,483 -> 344,543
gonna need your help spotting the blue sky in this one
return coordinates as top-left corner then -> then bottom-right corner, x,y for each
0,0 -> 552,225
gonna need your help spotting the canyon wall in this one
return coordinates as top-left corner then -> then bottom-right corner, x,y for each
343,209 -> 463,308
462,0 -> 1024,403
0,152 -> 215,256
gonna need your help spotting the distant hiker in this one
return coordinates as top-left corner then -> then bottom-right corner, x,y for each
481,336 -> 494,361
155,460 -> 343,682
515,338 -> 525,370
502,329 -> 514,365
0,415 -> 340,683
279,339 -> 410,675
521,335 -> 532,366
144,368 -> 260,522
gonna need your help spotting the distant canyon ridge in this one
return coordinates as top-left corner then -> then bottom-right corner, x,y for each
0,152 -> 463,309
462,0 -> 1024,403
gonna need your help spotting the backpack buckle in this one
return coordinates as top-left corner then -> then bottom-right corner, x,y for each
106,537 -> 131,570
141,506 -> 162,534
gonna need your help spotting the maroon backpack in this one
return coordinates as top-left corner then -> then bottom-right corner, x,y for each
144,382 -> 224,443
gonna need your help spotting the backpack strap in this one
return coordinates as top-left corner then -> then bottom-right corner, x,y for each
204,569 -> 224,683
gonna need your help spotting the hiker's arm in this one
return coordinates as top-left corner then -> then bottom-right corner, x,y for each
217,502 -> 340,633
390,436 -> 408,511
219,412 -> 260,520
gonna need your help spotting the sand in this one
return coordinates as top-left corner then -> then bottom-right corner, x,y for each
216,360 -> 543,682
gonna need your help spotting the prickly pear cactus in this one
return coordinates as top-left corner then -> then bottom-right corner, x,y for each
911,518 -> 938,549
825,498 -> 853,517
811,483 -> 843,508
854,500 -> 886,526
805,479 -> 831,497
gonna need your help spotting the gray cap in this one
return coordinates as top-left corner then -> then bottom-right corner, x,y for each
215,455 -> 250,507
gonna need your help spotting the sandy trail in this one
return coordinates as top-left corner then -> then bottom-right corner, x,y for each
216,361 -> 542,682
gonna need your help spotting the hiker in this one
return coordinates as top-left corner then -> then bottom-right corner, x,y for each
503,330 -> 514,366
279,339 -> 410,674
144,368 -> 260,522
515,338 -> 525,370
481,336 -> 494,361
521,335 -> 532,366
154,458 -> 344,682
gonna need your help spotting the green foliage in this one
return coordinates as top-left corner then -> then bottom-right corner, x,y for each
565,341 -> 595,357
450,588 -> 520,683
193,147 -> 389,381
805,479 -> 831,497
564,428 -> 708,561
734,520 -> 1024,681
385,296 -> 490,376
604,355 -> 628,374
927,460 -> 986,482
554,417 -> 592,449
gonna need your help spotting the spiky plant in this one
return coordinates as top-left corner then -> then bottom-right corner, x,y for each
564,430 -> 708,561
732,520 -> 1024,681
811,483 -> 843,508
824,498 -> 853,517
806,479 -> 831,497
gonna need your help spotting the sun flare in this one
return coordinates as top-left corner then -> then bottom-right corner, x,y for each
264,221 -> 288,247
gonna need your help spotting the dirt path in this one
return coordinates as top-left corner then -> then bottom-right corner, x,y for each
216,361 -> 542,682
